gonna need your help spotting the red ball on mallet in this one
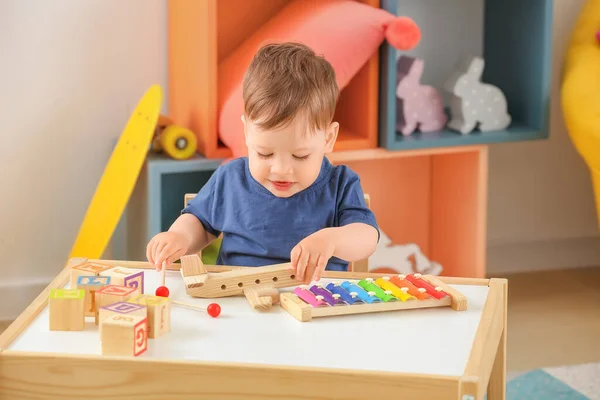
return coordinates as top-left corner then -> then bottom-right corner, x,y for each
155,286 -> 170,297
207,303 -> 221,318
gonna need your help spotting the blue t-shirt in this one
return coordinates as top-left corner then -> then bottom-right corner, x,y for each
181,156 -> 379,271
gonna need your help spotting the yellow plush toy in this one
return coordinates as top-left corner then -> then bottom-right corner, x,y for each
561,0 -> 600,228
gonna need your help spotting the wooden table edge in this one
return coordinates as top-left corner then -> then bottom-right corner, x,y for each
460,278 -> 507,400
0,257 -> 504,400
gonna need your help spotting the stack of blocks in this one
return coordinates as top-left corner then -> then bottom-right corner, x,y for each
49,262 -> 171,357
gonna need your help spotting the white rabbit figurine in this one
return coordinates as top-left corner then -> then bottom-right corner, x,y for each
445,56 -> 511,134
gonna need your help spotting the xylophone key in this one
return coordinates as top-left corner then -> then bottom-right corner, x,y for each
389,275 -> 431,300
309,285 -> 345,306
358,278 -> 397,302
325,283 -> 362,305
293,287 -> 328,307
340,281 -> 379,304
375,277 -> 416,302
405,274 -> 448,300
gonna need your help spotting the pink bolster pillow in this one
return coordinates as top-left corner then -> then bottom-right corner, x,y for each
217,0 -> 421,159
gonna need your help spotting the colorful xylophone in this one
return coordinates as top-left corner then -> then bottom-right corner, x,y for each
279,273 -> 467,322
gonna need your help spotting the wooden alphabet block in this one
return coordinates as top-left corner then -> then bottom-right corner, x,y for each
69,262 -> 112,288
445,55 -> 511,134
98,301 -> 147,335
127,294 -> 170,338
101,314 -> 148,357
48,288 -> 85,331
94,285 -> 141,325
100,266 -> 144,293
76,275 -> 111,317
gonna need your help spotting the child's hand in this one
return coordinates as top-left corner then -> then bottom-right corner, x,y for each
290,229 -> 335,283
146,231 -> 190,271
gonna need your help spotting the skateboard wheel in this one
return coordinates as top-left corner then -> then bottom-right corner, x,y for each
160,125 -> 197,160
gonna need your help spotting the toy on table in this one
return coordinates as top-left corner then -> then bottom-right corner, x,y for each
280,273 -> 467,322
50,258 -> 220,358
156,257 -> 222,316
179,254 -> 297,310
395,55 -> 447,135
445,55 -> 511,134
48,288 -> 85,331
178,255 -> 466,322
155,260 -> 170,297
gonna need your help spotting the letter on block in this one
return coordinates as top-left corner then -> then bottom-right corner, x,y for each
77,275 -> 111,317
49,289 -> 85,331
101,314 -> 148,357
98,301 -> 147,335
100,267 -> 144,293
69,262 -> 113,288
127,294 -> 170,338
94,285 -> 141,325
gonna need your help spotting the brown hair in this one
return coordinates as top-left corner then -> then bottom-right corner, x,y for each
242,42 -> 339,133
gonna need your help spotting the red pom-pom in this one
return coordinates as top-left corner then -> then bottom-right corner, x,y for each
596,30 -> 600,44
155,286 -> 169,297
207,303 -> 221,318
386,17 -> 421,50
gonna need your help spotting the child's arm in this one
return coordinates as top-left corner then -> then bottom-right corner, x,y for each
292,168 -> 379,282
169,213 -> 217,254
291,223 -> 378,282
146,214 -> 217,270
147,164 -> 224,269
327,222 -> 379,262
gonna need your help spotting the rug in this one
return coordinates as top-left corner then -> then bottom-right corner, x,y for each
504,362 -> 600,399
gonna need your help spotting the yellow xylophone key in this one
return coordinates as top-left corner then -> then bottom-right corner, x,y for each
375,278 -> 416,302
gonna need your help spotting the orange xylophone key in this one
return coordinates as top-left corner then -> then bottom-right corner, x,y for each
375,277 -> 415,301
405,274 -> 448,300
388,275 -> 431,300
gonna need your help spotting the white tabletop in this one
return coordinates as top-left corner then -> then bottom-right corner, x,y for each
8,269 -> 489,376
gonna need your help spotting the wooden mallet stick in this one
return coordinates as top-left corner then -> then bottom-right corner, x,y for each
171,299 -> 221,318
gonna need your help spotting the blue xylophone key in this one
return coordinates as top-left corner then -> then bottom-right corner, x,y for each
340,281 -> 379,304
326,282 -> 363,305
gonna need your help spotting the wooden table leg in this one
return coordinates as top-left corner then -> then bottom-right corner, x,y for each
487,279 -> 508,399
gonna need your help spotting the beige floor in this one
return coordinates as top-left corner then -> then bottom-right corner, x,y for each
1,267 -> 599,373
494,266 -> 600,372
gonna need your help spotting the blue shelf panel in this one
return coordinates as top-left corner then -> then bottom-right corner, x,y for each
383,124 -> 544,151
379,0 -> 553,151
145,153 -> 222,238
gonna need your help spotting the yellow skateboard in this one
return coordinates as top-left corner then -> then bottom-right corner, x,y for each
69,85 -> 162,258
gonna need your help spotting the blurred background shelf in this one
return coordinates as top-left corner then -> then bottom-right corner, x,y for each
379,0 -> 553,151
168,0 -> 380,159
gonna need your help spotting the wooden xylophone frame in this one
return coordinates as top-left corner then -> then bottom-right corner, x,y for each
178,254 -> 468,319
279,274 -> 468,322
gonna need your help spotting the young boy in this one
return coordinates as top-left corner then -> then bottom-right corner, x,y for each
146,42 -> 379,283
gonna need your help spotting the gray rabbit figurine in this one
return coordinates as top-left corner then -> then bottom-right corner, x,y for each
445,56 -> 511,134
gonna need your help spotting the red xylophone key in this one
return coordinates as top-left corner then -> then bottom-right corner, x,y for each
405,273 -> 448,300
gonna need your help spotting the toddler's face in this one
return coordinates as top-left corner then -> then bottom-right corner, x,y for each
243,114 -> 338,198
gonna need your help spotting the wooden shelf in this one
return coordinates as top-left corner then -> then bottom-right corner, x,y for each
168,0 -> 380,159
330,145 -> 487,278
379,0 -> 553,151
